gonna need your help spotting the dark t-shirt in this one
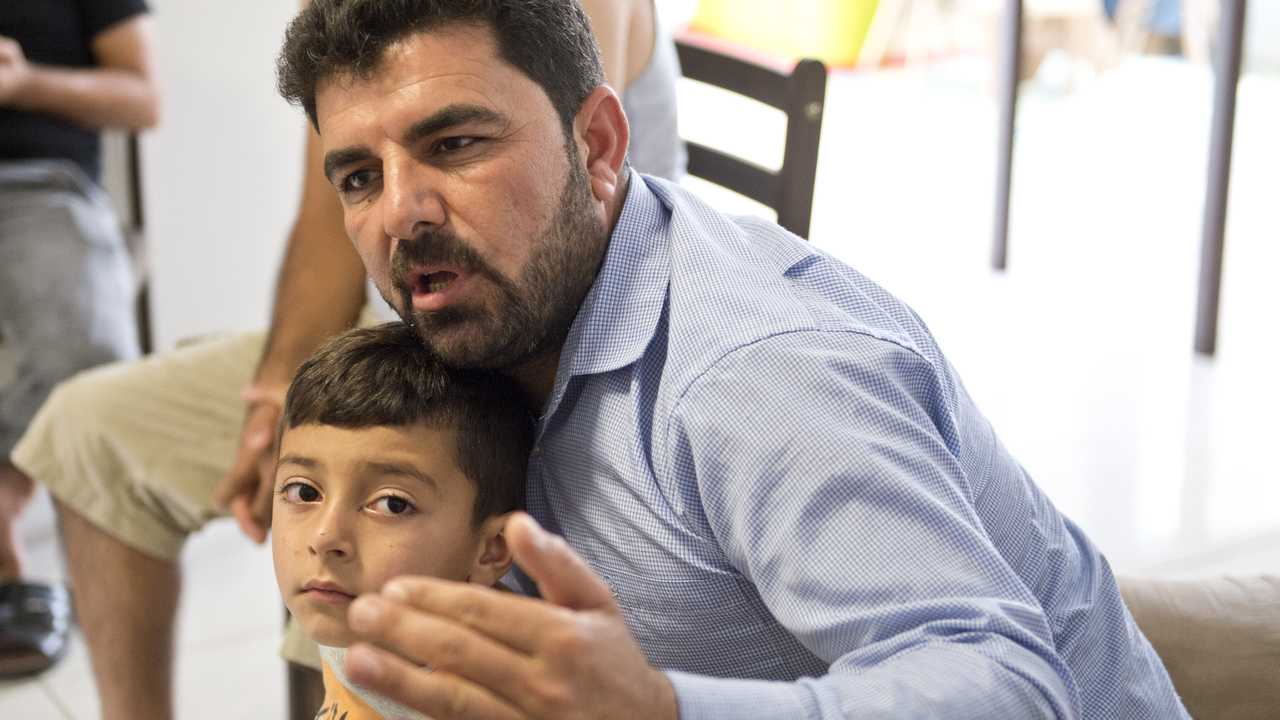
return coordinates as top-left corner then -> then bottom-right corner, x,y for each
0,0 -> 149,181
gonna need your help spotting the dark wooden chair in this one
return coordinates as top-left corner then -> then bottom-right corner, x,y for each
675,37 -> 827,239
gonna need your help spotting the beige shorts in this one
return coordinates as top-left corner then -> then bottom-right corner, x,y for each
10,329 -> 321,669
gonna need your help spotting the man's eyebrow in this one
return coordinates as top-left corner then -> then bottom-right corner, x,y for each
277,454 -> 321,470
402,104 -> 506,146
321,106 -> 503,184
323,146 -> 374,184
359,460 -> 440,495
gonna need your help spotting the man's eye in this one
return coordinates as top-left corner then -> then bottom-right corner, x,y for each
437,136 -> 477,153
368,494 -> 416,516
281,481 -> 321,504
340,169 -> 377,193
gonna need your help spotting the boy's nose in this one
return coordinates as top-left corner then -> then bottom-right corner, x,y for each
308,523 -> 354,559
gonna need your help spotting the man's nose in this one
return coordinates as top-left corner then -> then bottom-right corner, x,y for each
381,155 -> 446,242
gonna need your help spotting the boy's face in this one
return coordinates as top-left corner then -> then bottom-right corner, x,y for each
271,422 -> 509,647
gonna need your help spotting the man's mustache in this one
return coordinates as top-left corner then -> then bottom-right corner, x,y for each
390,230 -> 498,294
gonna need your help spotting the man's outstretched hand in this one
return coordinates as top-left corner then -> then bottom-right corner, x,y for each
343,512 -> 679,720
211,383 -> 288,543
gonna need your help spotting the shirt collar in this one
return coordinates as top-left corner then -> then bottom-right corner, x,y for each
542,171 -> 671,410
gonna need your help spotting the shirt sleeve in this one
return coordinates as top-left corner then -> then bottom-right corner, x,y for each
78,0 -> 149,41
663,329 -> 1082,719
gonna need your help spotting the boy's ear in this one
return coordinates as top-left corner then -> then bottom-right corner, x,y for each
468,513 -> 514,587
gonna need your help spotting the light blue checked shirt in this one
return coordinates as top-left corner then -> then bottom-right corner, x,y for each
517,172 -> 1188,719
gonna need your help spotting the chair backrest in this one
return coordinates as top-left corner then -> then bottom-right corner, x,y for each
675,38 -> 827,239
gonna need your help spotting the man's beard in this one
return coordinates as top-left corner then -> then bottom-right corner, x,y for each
387,159 -> 606,371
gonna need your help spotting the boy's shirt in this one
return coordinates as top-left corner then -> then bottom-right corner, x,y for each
318,661 -> 381,720
316,646 -> 428,720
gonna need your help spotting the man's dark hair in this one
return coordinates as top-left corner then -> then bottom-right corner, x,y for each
277,0 -> 605,133
282,322 -> 534,524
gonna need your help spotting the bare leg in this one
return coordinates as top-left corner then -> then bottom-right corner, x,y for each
56,497 -> 179,720
0,462 -> 35,581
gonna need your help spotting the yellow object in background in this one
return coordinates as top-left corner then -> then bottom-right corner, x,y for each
690,0 -> 878,67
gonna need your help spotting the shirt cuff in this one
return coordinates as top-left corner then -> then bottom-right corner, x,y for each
665,671 -> 818,720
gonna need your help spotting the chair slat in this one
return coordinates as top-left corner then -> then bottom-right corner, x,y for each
676,41 -> 791,111
685,142 -> 779,211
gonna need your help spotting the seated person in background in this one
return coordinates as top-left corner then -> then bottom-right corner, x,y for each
0,0 -> 158,677
271,322 -> 533,720
0,0 -> 678,712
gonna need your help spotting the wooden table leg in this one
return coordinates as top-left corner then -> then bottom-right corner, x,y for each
992,0 -> 1022,270
1194,0 -> 1247,356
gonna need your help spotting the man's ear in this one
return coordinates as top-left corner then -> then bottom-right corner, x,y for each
572,85 -> 630,205
468,513 -> 514,587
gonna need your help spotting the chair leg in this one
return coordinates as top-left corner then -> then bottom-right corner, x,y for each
135,281 -> 153,355
287,661 -> 325,720
1194,0 -> 1247,356
992,0 -> 1022,271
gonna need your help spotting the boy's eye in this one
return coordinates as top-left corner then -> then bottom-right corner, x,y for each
281,481 -> 321,504
368,494 -> 416,516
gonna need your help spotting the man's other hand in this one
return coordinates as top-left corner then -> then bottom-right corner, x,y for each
343,512 -> 679,720
211,383 -> 289,543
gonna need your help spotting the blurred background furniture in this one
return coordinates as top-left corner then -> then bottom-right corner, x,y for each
674,37 -> 828,239
1120,575 -> 1280,719
1195,0 -> 1247,356
990,0 -> 1248,357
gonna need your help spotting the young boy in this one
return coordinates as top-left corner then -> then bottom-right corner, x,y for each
271,323 -> 534,719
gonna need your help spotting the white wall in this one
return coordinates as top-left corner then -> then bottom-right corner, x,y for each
141,0 -> 307,350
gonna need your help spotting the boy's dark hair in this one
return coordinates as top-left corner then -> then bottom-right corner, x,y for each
276,0 -> 605,134
283,322 -> 533,524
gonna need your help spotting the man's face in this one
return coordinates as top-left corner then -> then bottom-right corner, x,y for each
271,423 -> 492,647
315,25 -> 607,370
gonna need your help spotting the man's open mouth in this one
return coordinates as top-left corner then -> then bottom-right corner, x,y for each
415,270 -> 458,295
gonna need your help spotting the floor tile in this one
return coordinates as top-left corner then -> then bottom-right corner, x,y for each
0,678 -> 68,719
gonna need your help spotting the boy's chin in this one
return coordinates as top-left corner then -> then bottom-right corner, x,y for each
300,614 -> 355,649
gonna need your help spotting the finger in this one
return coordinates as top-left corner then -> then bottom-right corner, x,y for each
506,512 -> 616,612
212,450 -> 255,509
348,594 -> 534,706
250,453 -> 276,529
211,406 -> 277,509
345,643 -> 523,720
243,404 -> 278,449
211,443 -> 259,509
241,383 -> 288,408
379,576 -> 566,654
230,496 -> 266,543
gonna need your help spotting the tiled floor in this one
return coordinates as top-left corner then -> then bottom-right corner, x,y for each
2,54 -> 1277,717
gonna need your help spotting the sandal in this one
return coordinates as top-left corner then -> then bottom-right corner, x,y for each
0,582 -> 71,678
